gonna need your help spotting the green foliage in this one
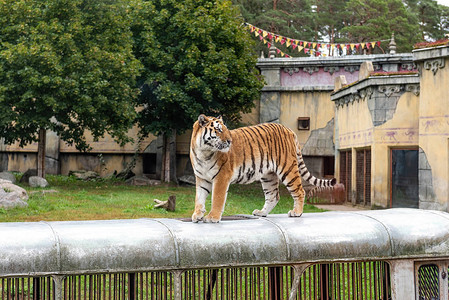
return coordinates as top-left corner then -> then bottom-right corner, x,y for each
0,0 -> 142,151
132,0 -> 264,136
341,0 -> 420,53
235,0 -> 316,57
234,0 -> 449,54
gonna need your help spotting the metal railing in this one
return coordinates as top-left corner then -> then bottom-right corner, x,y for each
0,208 -> 448,299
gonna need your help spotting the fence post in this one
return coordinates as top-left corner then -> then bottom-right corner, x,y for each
52,275 -> 64,300
388,259 -> 414,300
172,270 -> 183,300
289,264 -> 310,300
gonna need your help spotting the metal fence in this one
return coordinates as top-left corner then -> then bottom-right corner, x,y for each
0,262 -> 392,300
0,209 -> 449,299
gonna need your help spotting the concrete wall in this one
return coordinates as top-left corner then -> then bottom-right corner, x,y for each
0,126 -> 156,176
257,54 -> 414,178
413,45 -> 449,211
332,75 -> 419,207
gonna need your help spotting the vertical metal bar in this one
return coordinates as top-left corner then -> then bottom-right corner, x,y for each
33,278 -> 40,300
263,267 -> 266,300
239,268 -> 242,300
128,273 -> 135,300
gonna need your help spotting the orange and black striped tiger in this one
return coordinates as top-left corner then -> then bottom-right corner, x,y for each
190,114 -> 336,223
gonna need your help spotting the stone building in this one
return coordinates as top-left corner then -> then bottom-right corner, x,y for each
331,43 -> 449,211
256,53 -> 415,180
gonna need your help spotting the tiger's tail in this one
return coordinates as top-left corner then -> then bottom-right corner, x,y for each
296,141 -> 336,188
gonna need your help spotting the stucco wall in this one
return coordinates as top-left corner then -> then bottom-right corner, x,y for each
279,91 -> 334,149
414,46 -> 449,211
333,76 -> 419,208
1,126 -> 156,175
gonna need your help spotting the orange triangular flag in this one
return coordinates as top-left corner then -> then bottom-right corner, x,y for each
361,43 -> 366,49
297,46 -> 304,52
286,38 -> 291,47
371,42 -> 376,48
262,31 -> 268,38
350,44 -> 355,51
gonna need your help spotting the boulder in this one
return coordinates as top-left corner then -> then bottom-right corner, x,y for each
0,189 -> 28,209
0,171 -> 16,184
20,169 -> 37,184
125,176 -> 161,186
69,170 -> 100,181
0,179 -> 28,201
178,175 -> 196,186
116,169 -> 135,180
29,176 -> 49,188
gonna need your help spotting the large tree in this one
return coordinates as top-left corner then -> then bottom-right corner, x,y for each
340,0 -> 420,53
133,0 -> 264,180
405,0 -> 449,41
0,0 -> 142,176
234,0 -> 315,56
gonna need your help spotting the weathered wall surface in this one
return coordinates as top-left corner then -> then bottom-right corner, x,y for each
257,54 -> 414,179
332,74 -> 419,208
413,46 -> 449,211
1,126 -> 156,176
279,91 -> 334,154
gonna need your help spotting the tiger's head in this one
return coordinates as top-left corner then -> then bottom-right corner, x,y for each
192,114 -> 232,153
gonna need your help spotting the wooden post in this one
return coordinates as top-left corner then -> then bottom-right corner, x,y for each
37,128 -> 46,178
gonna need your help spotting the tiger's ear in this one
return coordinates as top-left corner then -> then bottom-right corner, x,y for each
217,115 -> 223,121
198,114 -> 209,127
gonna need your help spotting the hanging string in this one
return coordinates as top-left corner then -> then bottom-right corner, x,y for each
245,23 -> 382,57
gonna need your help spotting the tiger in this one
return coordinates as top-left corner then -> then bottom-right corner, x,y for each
190,114 -> 336,223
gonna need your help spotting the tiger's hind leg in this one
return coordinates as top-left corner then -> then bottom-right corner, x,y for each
253,172 -> 280,217
280,163 -> 305,217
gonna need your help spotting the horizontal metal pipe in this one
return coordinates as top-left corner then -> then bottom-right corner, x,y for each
0,208 -> 448,277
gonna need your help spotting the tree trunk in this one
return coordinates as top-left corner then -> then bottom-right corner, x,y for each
164,135 -> 170,183
37,128 -> 46,178
161,130 -> 177,183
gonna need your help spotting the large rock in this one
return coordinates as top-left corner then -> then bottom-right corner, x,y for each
29,176 -> 49,188
125,176 -> 161,186
0,189 -> 28,209
0,171 -> 16,184
20,169 -> 37,184
69,170 -> 100,181
0,179 -> 28,201
178,175 -> 196,186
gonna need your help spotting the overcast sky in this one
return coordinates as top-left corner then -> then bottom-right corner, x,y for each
436,0 -> 449,6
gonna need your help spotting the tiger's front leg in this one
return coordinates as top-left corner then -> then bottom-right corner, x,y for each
192,177 -> 212,223
203,174 -> 231,223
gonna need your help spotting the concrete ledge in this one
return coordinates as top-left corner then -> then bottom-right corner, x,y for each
262,85 -> 334,92
331,74 -> 419,101
413,45 -> 449,61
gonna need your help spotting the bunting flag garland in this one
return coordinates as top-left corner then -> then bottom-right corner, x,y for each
245,23 -> 382,57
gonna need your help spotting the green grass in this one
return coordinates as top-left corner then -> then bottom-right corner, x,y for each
0,175 -> 326,222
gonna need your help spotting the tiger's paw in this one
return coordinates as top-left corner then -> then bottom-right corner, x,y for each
203,213 -> 221,223
288,210 -> 303,218
191,211 -> 205,223
252,209 -> 268,217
